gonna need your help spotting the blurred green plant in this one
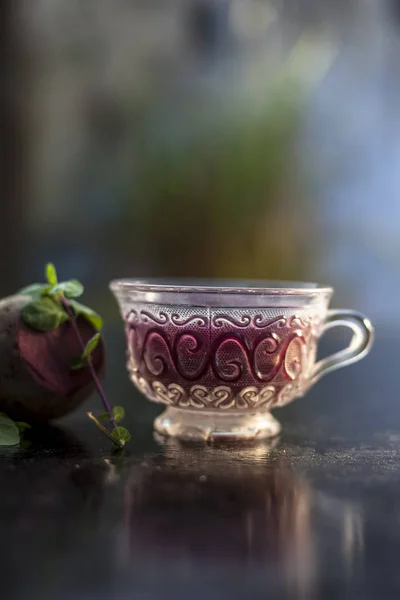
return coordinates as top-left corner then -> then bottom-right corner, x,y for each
118,77 -> 315,280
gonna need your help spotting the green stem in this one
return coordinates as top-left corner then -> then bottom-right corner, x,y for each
87,412 -> 122,447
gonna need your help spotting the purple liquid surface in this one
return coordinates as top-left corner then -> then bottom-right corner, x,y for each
125,307 -> 317,404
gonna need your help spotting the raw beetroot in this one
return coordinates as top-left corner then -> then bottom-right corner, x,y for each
0,295 -> 105,422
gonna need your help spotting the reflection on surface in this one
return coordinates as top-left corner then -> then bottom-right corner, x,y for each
0,425 -> 117,600
124,438 -> 363,598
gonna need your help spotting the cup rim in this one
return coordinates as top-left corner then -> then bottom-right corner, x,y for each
109,278 -> 333,296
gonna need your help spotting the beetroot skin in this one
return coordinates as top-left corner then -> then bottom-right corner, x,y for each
0,295 -> 105,422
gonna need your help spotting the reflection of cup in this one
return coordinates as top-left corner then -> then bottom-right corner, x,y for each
111,279 -> 374,440
123,440 -> 363,597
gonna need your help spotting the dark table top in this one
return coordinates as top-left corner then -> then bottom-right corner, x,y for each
0,328 -> 399,600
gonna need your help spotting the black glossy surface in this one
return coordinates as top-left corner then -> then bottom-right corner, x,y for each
0,329 -> 398,599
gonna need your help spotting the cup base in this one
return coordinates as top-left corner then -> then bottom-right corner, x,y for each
154,407 -> 281,442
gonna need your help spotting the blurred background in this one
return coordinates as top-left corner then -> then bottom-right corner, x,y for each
2,0 -> 398,327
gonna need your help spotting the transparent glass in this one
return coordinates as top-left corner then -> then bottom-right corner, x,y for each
111,279 -> 374,441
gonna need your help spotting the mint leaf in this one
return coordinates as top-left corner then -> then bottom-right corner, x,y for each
16,422 -> 31,431
20,440 -> 32,449
97,412 -> 110,423
52,279 -> 84,299
46,263 -> 58,286
71,330 -> 101,369
0,415 -> 20,446
21,297 -> 69,332
70,356 -> 86,370
19,283 -> 50,298
69,300 -> 103,331
111,426 -> 131,446
112,406 -> 125,424
83,333 -> 100,358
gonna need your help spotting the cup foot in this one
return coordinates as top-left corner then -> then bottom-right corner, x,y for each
154,407 -> 281,442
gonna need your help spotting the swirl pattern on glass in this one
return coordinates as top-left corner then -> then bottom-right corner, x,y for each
125,306 -> 317,411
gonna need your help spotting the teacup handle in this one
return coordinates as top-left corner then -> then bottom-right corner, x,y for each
311,310 -> 374,385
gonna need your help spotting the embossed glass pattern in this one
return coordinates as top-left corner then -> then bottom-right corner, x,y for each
111,280 -> 374,441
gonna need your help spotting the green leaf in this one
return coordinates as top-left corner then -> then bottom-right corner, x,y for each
83,333 -> 101,358
112,406 -> 125,424
52,279 -> 84,299
19,283 -> 50,298
19,440 -> 32,449
16,422 -> 31,432
46,263 -> 58,286
0,415 -> 20,446
21,297 -> 69,332
111,426 -> 131,446
97,412 -> 111,423
69,300 -> 103,331
70,356 -> 86,370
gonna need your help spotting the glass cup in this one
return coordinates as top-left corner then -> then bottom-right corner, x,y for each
110,280 -> 374,441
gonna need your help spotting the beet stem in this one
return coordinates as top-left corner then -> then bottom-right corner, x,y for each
60,297 -> 118,429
